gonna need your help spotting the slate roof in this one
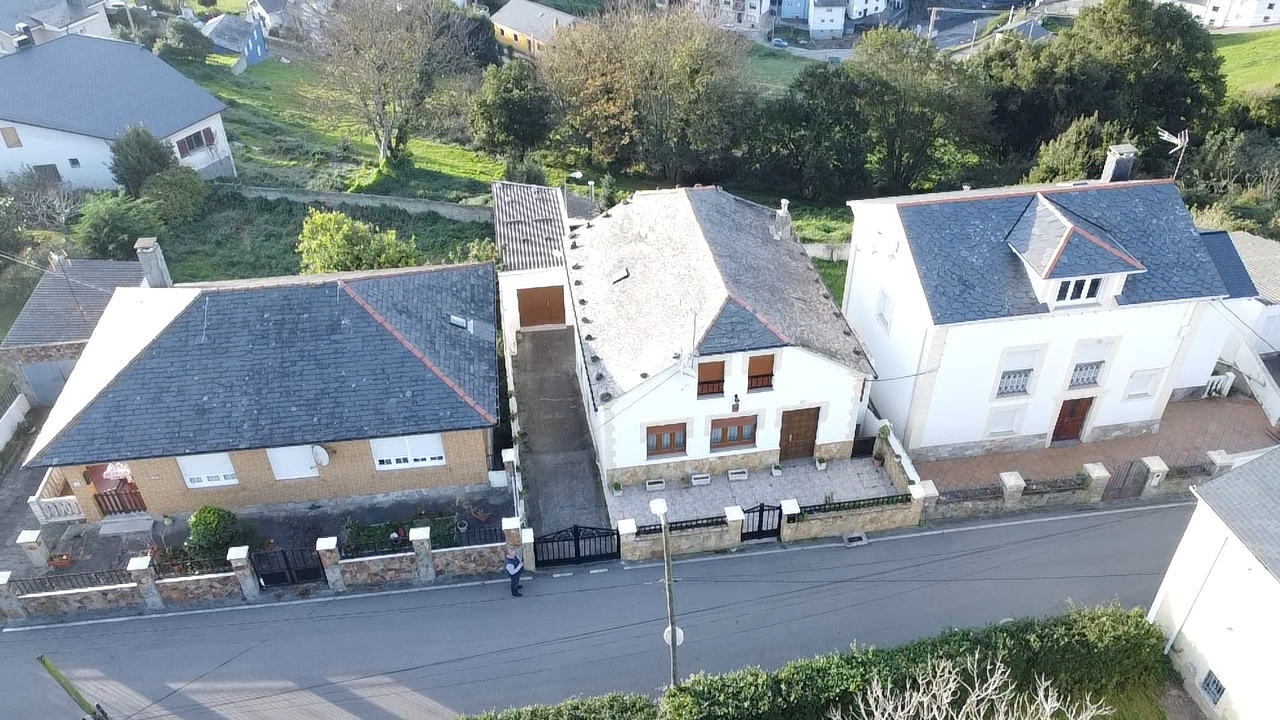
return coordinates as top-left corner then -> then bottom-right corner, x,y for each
0,260 -> 144,349
0,34 -> 227,140
201,13 -> 255,53
1005,194 -> 1144,279
0,0 -> 99,34
857,180 -> 1233,326
564,187 -> 872,404
490,0 -> 578,43
1000,18 -> 1053,41
492,181 -> 569,272
1228,231 -> 1280,304
1200,231 -> 1259,301
1197,446 -> 1280,582
25,264 -> 499,468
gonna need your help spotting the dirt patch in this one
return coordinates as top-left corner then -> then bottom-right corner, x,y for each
1161,682 -> 1208,720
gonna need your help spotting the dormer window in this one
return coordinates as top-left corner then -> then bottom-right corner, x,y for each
1055,278 -> 1102,304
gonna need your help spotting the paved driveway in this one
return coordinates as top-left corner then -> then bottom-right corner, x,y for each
512,327 -> 610,532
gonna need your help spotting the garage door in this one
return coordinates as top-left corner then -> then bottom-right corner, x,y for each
21,359 -> 77,407
517,286 -> 566,328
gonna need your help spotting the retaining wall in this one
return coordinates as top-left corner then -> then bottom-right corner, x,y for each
431,543 -> 506,577
340,552 -> 419,587
19,583 -> 144,617
782,500 -> 921,543
155,572 -> 244,606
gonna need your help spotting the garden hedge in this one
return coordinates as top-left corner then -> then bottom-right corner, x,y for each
460,604 -> 1169,720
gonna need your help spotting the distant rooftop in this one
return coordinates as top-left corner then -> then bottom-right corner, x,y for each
0,259 -> 144,349
489,0 -> 578,43
1227,231 -> 1280,303
0,0 -> 100,34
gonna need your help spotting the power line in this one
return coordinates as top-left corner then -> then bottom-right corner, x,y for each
0,249 -> 120,296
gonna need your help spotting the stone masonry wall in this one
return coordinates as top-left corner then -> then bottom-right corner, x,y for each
1088,419 -> 1159,442
0,342 -> 87,400
623,523 -> 739,562
611,440 -> 857,487
1020,488 -> 1092,509
432,543 -> 506,578
909,433 -> 1049,463
155,573 -> 244,606
19,583 -> 144,617
925,495 -> 1005,520
339,552 -> 419,587
784,500 -> 921,543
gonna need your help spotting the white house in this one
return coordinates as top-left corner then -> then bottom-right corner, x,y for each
808,0 -> 845,38
247,0 -> 285,31
842,146 -> 1250,462
0,0 -> 111,55
1147,447 -> 1280,720
563,187 -> 874,488
847,0 -> 886,22
1159,0 -> 1278,28
697,0 -> 771,31
0,34 -> 235,187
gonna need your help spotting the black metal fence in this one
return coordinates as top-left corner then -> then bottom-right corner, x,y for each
1023,474 -> 1089,495
798,493 -> 912,517
938,485 -> 1004,502
342,537 -> 414,559
153,557 -> 234,579
434,526 -> 506,550
635,515 -> 727,536
1166,460 -> 1213,480
0,380 -> 18,411
11,569 -> 134,596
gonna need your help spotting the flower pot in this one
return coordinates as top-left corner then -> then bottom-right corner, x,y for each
815,459 -> 827,471
771,465 -> 783,477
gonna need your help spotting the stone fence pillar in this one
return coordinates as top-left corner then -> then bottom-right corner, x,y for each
779,499 -> 800,543
0,571 -> 26,621
1139,456 -> 1169,499
1207,449 -> 1234,477
1082,463 -> 1110,504
410,526 -> 436,583
127,555 -> 164,610
908,484 -> 926,525
521,528 -> 536,573
724,506 -> 744,545
227,546 -> 260,602
502,517 -> 522,549
1000,471 -> 1026,510
16,530 -> 48,568
617,519 -> 639,562
918,480 -> 939,519
316,537 -> 345,593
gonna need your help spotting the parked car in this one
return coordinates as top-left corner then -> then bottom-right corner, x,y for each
771,37 -> 788,49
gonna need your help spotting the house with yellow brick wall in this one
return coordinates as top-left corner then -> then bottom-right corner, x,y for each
24,264 -> 500,525
490,0 -> 578,57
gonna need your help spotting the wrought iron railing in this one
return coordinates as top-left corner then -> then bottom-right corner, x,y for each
1023,474 -> 1089,494
11,569 -> 134,596
0,380 -> 19,411
1070,361 -> 1104,388
154,557 -> 234,579
938,485 -> 1004,502
997,369 -> 1031,396
342,536 -> 414,559
433,526 -> 507,550
797,493 -> 912,517
635,515 -> 727,536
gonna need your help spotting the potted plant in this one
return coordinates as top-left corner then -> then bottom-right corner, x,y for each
815,457 -> 828,471
771,463 -> 783,477
611,480 -> 623,497
872,449 -> 885,468
49,553 -> 73,568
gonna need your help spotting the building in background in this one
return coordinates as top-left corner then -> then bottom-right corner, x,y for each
0,0 -> 111,55
1159,0 -> 1278,28
490,0 -> 578,57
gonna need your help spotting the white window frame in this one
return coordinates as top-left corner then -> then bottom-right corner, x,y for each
1124,369 -> 1162,399
876,289 -> 894,332
987,406 -> 1021,436
177,452 -> 240,488
370,434 -> 447,471
267,445 -> 320,480
1054,277 -> 1103,306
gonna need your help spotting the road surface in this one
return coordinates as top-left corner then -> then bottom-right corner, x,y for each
0,503 -> 1192,719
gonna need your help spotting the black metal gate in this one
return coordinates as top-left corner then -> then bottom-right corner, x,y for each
1102,460 -> 1147,502
741,503 -> 782,541
250,547 -> 325,587
533,525 -> 620,567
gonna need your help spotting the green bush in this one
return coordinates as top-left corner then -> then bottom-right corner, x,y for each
141,167 -> 209,226
71,192 -> 165,260
110,126 -> 178,198
154,18 -> 217,63
503,157 -> 547,186
463,694 -> 657,720
186,506 -> 247,560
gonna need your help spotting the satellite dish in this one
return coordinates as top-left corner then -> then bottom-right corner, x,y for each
312,445 -> 331,466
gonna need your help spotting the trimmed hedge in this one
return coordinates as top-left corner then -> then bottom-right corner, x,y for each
459,605 -> 1169,720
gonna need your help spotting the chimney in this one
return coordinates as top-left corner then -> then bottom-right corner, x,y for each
14,23 -> 33,50
1101,144 -> 1138,183
134,237 -> 173,288
775,199 -> 792,242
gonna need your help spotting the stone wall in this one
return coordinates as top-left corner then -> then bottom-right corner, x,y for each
611,448 -> 778,486
432,543 -> 507,578
19,583 -> 144,617
1019,487 -> 1093,509
622,523 -> 739,562
155,572 -> 244,606
0,342 -> 86,401
782,500 -> 921,543
924,494 -> 1005,520
1088,419 -> 1159,442
910,433 -> 1049,462
339,552 -> 419,587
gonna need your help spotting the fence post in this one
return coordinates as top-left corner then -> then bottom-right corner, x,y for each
0,571 -> 26,621
316,537 -> 345,593
999,471 -> 1025,511
227,546 -> 260,602
779,499 -> 800,543
1139,456 -> 1169,499
502,517 -> 522,549
16,530 -> 48,568
521,528 -> 536,573
127,555 -> 164,611
409,527 -> 436,583
1082,463 -> 1110,504
918,480 -> 939,520
617,519 -> 639,562
908,483 -> 926,525
1207,449 -> 1234,477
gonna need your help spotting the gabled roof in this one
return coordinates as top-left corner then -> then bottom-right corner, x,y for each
1227,231 -> 1280,303
565,187 -> 871,404
0,34 -> 227,141
251,0 -> 284,13
492,181 -> 569,272
1200,231 -> 1259,301
489,0 -> 578,43
1197,446 -> 1280,582
857,180 -> 1232,325
0,0 -> 100,34
0,260 -> 144,349
25,264 -> 499,468
201,13 -> 256,53
1005,194 -> 1144,279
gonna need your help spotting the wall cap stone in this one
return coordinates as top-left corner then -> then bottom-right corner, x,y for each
20,583 -> 136,599
908,484 -> 926,500
316,536 -> 338,552
0,570 -> 10,585
16,530 -> 41,545
155,572 -> 236,584
226,545 -> 249,561
724,505 -> 744,522
618,518 -> 637,536
501,448 -> 516,463
781,499 -> 801,516
501,517 -> 522,531
918,480 -> 939,498
1141,456 -> 1169,473
126,556 -> 152,572
338,552 -> 414,564
1083,462 -> 1110,480
999,471 -> 1026,490
520,527 -> 534,545
408,526 -> 431,542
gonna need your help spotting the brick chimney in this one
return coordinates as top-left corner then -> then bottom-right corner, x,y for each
775,199 -> 792,242
134,237 -> 173,288
1100,144 -> 1138,183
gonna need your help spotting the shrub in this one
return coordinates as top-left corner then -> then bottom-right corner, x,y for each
296,207 -> 423,273
186,506 -> 247,560
154,18 -> 217,63
110,126 -> 178,197
141,167 -> 209,226
71,192 -> 165,260
462,694 -> 657,720
503,157 -> 547,186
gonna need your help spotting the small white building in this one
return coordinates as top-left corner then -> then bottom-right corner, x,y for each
808,0 -> 845,38
842,146 -> 1251,461
1148,447 -> 1280,720
698,0 -> 771,31
0,34 -> 235,187
563,187 -> 874,488
1159,0 -> 1278,28
0,0 -> 111,55
491,181 -> 576,344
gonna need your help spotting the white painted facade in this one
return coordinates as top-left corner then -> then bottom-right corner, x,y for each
1162,0 -> 1278,27
0,2 -> 111,55
847,0 -> 886,20
842,201 -> 1223,460
700,0 -> 770,29
1189,296 -> 1280,424
1148,500 -> 1280,720
808,0 -> 845,38
497,266 -> 571,352
0,113 -> 235,188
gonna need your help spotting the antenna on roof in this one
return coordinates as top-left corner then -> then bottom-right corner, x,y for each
197,296 -> 209,344
1158,127 -> 1190,181
679,311 -> 697,378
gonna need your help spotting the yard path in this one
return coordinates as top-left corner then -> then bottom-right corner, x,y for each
231,186 -> 493,223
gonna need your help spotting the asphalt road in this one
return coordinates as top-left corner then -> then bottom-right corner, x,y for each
0,503 -> 1192,720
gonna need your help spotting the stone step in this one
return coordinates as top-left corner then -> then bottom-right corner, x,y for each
99,512 -> 154,536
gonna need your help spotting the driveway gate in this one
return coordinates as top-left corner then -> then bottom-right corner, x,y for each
1102,460 -> 1148,502
533,525 -> 620,567
741,503 -> 782,541
250,547 -> 325,587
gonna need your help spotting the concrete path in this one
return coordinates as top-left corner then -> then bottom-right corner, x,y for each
232,186 -> 493,224
0,503 -> 1192,718
511,327 -> 610,532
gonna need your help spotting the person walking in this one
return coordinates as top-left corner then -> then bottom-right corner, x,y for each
505,548 -> 524,597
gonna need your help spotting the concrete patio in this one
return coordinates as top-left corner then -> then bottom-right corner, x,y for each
606,457 -> 899,524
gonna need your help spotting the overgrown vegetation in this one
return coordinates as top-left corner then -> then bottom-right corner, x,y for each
296,208 -> 423,273
1214,28 -> 1280,93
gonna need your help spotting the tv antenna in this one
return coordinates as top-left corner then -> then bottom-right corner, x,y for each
1158,127 -> 1190,181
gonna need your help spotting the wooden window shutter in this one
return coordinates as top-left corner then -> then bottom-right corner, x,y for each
748,355 -> 774,376
202,127 -> 215,146
697,361 -> 725,383
177,138 -> 189,157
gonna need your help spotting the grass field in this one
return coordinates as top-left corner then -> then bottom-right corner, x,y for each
1214,29 -> 1280,93
813,259 -> 847,301
745,44 -> 815,95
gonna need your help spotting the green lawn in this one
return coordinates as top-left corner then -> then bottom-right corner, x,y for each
1215,29 -> 1280,93
189,0 -> 248,13
745,44 -> 815,95
0,262 -> 42,344
813,259 -> 846,301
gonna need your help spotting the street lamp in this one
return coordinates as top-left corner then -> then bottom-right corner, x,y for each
650,497 -> 681,689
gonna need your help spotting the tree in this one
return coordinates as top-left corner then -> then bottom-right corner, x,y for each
469,59 -> 556,159
460,9 -> 501,68
141,167 -> 209,226
319,0 -> 473,163
71,192 -> 165,260
1027,113 -> 1130,182
503,157 -> 548,185
5,167 -> 83,232
296,208 -> 423,273
153,18 -> 217,63
110,126 -> 178,198
0,195 -> 24,265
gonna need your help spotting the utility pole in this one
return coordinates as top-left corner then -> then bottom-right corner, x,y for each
650,498 -> 681,689
38,655 -> 109,719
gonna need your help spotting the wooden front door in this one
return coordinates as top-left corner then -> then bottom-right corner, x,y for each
779,407 -> 820,461
516,286 -> 565,328
1052,397 -> 1094,442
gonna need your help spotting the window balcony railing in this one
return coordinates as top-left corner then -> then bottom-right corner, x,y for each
697,381 -> 724,396
996,369 -> 1032,397
747,374 -> 773,390
1070,361 -> 1104,388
